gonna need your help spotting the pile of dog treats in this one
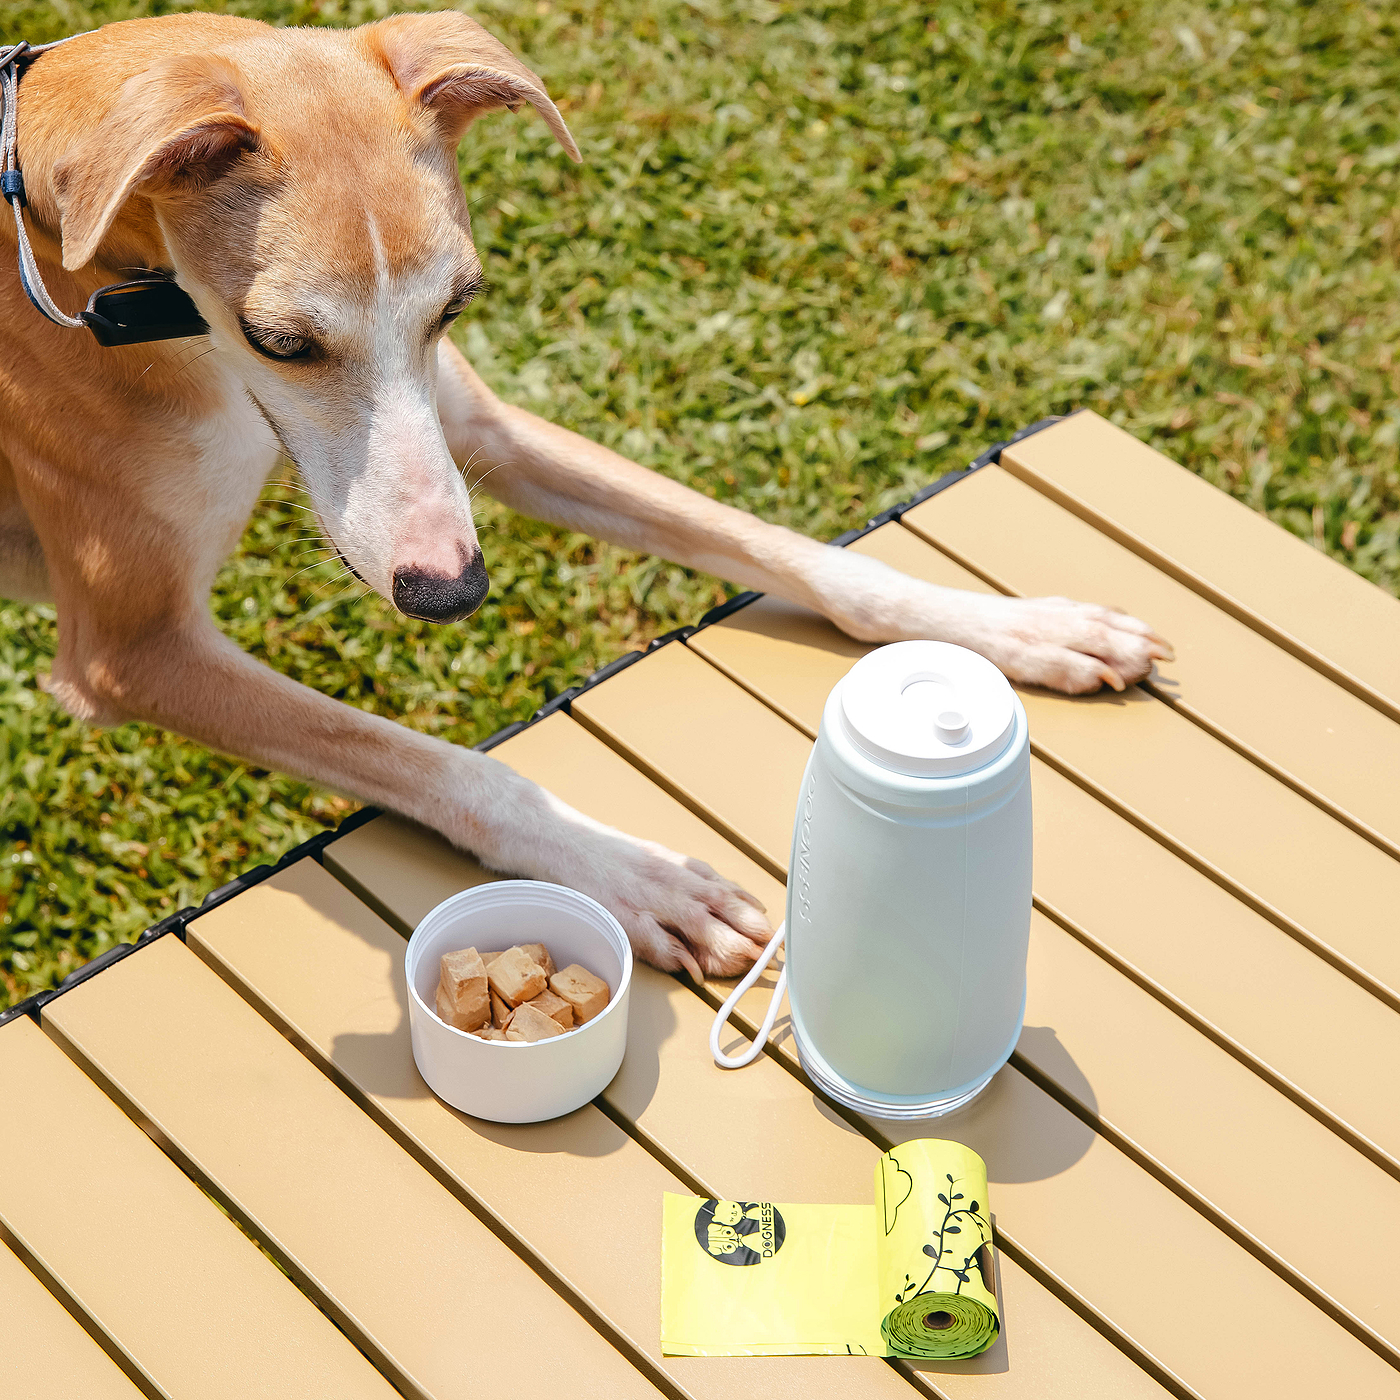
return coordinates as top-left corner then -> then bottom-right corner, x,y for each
435,941 -> 611,1042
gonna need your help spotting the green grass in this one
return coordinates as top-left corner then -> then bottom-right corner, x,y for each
3,0 -> 1399,1006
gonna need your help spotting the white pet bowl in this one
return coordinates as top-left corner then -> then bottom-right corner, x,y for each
406,880 -> 633,1123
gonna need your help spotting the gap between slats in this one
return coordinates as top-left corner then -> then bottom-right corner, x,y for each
0,1224 -> 161,1400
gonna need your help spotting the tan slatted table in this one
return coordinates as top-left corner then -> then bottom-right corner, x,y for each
4,410 -> 1397,1399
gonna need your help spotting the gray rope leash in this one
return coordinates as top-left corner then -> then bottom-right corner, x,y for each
2,35 -> 93,329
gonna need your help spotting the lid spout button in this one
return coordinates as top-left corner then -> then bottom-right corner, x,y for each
935,709 -> 969,743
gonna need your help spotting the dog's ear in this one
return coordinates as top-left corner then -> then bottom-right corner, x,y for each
53,54 -> 258,272
370,11 -> 581,163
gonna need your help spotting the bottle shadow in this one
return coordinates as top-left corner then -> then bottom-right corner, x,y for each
816,1023 -> 1099,1186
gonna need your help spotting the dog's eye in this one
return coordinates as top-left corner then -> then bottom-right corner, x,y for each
438,279 -> 485,331
438,302 -> 468,331
240,319 -> 315,361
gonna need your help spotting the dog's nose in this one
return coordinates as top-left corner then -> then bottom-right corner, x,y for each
392,551 -> 489,623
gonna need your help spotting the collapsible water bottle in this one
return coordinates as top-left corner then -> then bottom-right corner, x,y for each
710,641 -> 1032,1118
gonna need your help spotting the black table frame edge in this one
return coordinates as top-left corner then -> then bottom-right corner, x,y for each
0,413 -> 1067,1028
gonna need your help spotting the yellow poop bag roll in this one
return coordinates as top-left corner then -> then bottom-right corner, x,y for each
660,1138 -> 998,1359
876,1139 -> 999,1358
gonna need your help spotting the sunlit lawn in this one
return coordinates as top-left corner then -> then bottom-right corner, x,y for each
3,0 -> 1398,1004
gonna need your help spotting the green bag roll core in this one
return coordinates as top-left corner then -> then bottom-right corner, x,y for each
881,1291 -> 999,1359
660,1137 -> 999,1359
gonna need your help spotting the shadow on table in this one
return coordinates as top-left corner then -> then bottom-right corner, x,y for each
804,1023 -> 1100,1186
1014,1022 -> 1099,1117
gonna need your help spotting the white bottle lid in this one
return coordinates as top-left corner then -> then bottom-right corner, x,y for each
838,641 -> 1017,777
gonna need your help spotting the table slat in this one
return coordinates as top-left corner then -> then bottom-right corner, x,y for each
323,809 -> 1173,1400
0,1016 -> 395,1400
690,569 -> 1400,1174
40,938 -> 663,1400
566,642 -> 1399,1397
186,857 -> 939,1400
0,1239 -> 145,1400
903,464 -> 1400,855
995,410 -> 1400,722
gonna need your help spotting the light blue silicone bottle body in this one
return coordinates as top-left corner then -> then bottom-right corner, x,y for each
784,648 -> 1032,1118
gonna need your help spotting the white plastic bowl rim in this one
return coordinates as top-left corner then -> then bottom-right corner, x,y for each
405,879 -> 632,1046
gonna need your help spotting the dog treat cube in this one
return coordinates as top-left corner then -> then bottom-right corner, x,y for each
472,1025 -> 508,1041
549,964 -> 610,1025
488,946 -> 547,1007
434,979 -> 458,1028
526,988 -> 574,1031
519,942 -> 557,978
436,947 -> 490,1031
490,989 -> 513,1029
504,1002 -> 566,1042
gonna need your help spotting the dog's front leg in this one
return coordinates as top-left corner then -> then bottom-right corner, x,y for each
49,619 -> 769,977
438,342 -> 1172,694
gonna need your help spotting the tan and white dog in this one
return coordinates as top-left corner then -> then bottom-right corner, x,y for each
0,12 -> 1170,978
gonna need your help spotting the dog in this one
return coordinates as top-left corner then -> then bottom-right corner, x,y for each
0,12 -> 1170,979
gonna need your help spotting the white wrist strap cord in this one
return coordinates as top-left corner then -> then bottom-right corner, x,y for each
709,921 -> 787,1069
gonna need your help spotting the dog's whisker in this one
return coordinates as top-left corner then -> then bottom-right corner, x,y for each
259,499 -> 319,517
282,556 -> 343,588
135,343 -> 211,381
458,448 -> 498,485
177,343 -> 216,370
257,484 -> 315,506
310,571 -> 356,600
464,459 -> 509,493
166,345 -> 219,384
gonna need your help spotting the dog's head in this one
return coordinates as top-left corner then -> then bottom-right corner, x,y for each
49,13 -> 579,622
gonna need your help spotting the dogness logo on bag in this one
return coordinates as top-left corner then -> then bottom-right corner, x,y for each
694,1199 -> 787,1266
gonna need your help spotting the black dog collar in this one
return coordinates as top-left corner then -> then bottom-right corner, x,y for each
1,37 -> 210,346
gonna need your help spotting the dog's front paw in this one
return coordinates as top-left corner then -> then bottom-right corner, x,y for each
612,841 -> 775,981
549,826 -> 773,980
965,592 -> 1174,694
464,761 -> 775,980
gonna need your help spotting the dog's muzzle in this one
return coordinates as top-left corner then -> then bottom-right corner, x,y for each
392,552 -> 490,623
